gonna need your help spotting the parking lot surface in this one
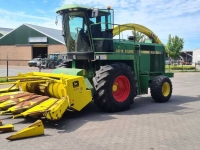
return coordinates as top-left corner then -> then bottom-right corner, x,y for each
0,66 -> 200,150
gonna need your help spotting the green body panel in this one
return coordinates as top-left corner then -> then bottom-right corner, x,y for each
52,68 -> 85,76
0,33 -> 3,38
140,54 -> 150,73
84,78 -> 94,95
139,75 -> 149,94
151,45 -> 165,72
0,25 -> 61,45
164,73 -> 174,78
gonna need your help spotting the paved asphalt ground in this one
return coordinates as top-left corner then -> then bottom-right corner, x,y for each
0,65 -> 200,150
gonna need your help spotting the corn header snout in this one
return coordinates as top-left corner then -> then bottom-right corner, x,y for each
0,72 -> 92,121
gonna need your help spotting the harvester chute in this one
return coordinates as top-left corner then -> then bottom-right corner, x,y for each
113,23 -> 169,54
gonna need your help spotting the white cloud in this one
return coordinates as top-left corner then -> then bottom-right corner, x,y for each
0,9 -> 51,21
36,9 -> 46,14
60,0 -> 137,8
0,8 -> 60,30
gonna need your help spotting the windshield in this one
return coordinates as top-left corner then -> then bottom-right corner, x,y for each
69,16 -> 85,39
62,11 -> 87,52
49,54 -> 59,59
62,9 -> 114,53
49,54 -> 54,59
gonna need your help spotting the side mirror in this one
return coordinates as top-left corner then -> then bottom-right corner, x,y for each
55,15 -> 60,25
92,8 -> 99,17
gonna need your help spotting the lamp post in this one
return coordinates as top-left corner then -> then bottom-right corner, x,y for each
7,53 -> 8,81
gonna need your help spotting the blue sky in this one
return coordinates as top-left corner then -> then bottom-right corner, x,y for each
0,0 -> 200,51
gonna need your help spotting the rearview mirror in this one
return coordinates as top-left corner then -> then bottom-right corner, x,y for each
92,8 -> 99,17
55,15 -> 59,25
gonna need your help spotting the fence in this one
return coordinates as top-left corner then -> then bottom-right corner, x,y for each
0,59 -> 43,82
166,62 -> 200,72
0,59 -> 30,66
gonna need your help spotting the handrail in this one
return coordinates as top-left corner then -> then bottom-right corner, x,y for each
89,22 -> 136,52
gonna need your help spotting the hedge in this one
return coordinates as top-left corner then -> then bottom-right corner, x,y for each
165,65 -> 195,70
0,78 -> 8,83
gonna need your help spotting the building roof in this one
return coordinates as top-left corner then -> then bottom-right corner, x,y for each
182,48 -> 200,52
192,48 -> 200,51
0,27 -> 13,35
181,50 -> 193,53
0,24 -> 65,45
25,24 -> 65,44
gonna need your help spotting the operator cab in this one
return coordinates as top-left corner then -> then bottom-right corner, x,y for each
57,4 -> 114,60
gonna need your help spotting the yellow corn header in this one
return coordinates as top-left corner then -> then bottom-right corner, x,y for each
0,72 -> 92,121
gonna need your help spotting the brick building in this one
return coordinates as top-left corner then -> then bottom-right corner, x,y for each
0,24 -> 66,66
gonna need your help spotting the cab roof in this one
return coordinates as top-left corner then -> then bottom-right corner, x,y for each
56,4 -> 111,15
56,4 -> 93,13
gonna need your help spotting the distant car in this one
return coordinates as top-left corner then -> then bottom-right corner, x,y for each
165,60 -> 171,65
28,58 -> 42,67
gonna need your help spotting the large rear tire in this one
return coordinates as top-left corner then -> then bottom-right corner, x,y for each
150,75 -> 172,103
93,63 -> 137,112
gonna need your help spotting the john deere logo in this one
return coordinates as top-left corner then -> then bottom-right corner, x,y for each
73,81 -> 79,88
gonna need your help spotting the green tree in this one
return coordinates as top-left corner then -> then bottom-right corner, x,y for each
132,30 -> 145,42
167,34 -> 184,59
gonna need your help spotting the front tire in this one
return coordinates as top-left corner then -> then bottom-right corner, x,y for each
150,75 -> 172,103
93,63 -> 137,112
